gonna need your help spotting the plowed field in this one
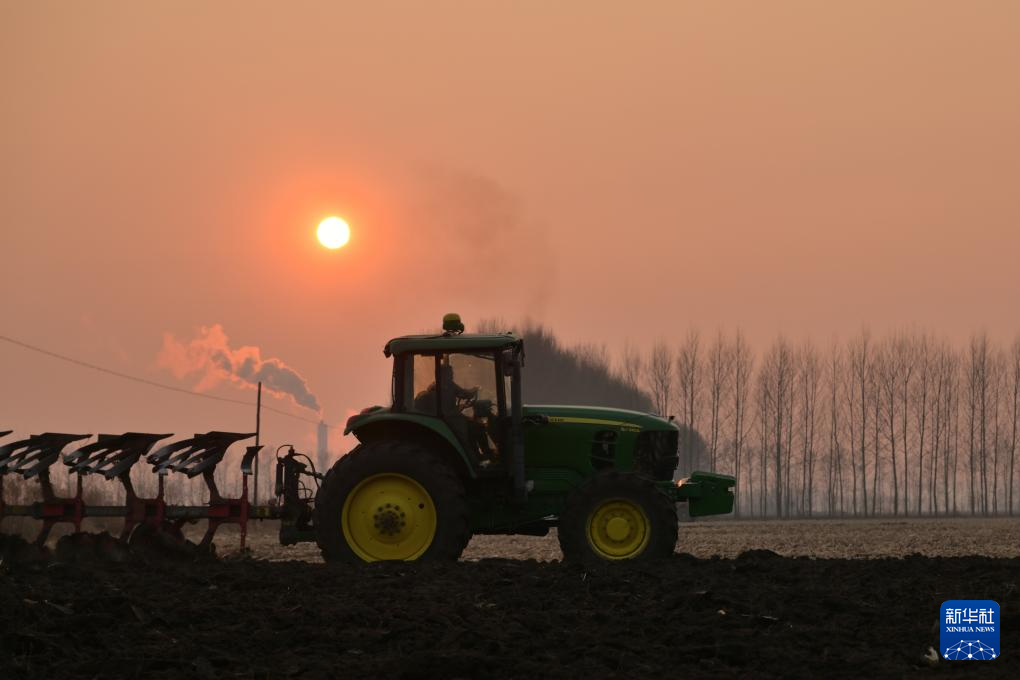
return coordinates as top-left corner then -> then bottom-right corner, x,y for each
2,518 -> 1017,679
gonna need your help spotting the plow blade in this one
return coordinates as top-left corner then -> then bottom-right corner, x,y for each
0,430 -> 275,550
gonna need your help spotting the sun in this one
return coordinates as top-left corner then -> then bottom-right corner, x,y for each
317,216 -> 351,249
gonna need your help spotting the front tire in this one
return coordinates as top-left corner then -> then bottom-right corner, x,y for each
315,441 -> 470,563
558,471 -> 678,563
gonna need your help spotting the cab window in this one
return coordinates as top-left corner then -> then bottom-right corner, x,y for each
402,354 -> 438,415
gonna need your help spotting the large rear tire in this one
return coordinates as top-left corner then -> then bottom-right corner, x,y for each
315,441 -> 470,563
558,471 -> 678,563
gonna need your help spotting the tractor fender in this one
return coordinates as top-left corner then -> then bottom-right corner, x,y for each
344,412 -> 477,480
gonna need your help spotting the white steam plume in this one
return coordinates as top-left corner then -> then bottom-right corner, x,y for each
157,324 -> 321,412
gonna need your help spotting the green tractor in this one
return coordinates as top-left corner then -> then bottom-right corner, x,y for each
311,314 -> 735,563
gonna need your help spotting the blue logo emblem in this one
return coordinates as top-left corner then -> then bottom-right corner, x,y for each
941,600 -> 999,660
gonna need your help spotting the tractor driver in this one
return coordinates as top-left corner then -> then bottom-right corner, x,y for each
413,362 -> 478,416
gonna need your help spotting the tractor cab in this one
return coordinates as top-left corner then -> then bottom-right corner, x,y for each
387,317 -> 523,473
344,314 -> 528,500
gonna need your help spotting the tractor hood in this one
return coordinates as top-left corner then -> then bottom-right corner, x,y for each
523,405 -> 677,433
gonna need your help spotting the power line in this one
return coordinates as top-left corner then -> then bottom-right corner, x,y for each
0,333 -> 327,427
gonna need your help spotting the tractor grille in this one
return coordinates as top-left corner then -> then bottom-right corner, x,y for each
633,430 -> 679,480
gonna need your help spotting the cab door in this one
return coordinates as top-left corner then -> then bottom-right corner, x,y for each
443,352 -> 507,473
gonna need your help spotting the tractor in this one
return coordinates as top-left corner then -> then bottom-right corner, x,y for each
0,314 -> 735,563
311,314 -> 735,563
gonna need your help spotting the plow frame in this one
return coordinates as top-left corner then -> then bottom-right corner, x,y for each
0,429 -> 322,551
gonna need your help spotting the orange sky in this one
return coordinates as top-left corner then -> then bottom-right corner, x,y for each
2,1 -> 1019,452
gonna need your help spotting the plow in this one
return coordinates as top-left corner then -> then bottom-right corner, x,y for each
0,429 -> 319,553
1,314 -> 737,563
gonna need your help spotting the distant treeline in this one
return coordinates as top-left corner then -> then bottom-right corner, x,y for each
511,324 -> 1020,520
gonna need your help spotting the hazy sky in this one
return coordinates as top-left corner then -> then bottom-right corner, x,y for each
3,1 -> 1019,451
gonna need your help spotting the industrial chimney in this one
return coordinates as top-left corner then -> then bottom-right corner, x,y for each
316,420 -> 330,473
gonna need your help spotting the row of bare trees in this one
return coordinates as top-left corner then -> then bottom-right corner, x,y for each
622,330 -> 1020,518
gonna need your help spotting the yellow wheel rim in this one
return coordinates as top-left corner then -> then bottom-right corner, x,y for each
586,499 -> 650,560
341,473 -> 437,562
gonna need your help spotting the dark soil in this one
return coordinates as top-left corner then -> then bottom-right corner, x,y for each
1,538 -> 1017,679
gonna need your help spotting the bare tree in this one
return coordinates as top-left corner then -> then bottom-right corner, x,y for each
846,331 -> 873,516
704,332 -> 734,472
951,359 -> 961,515
620,341 -> 645,411
621,341 -> 643,391
966,333 -> 992,515
758,338 -> 794,518
875,341 -> 901,514
731,331 -> 754,517
871,375 -> 881,515
647,341 -> 673,418
1009,337 -> 1020,515
912,334 -> 932,516
932,342 -> 951,514
755,370 -> 771,517
825,340 -> 846,516
928,343 -> 958,516
798,342 -> 821,515
989,348 -> 1006,514
896,334 -> 917,515
675,330 -> 703,471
